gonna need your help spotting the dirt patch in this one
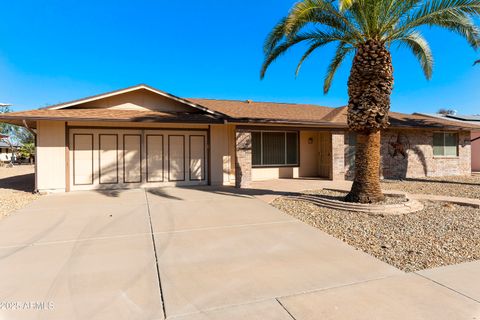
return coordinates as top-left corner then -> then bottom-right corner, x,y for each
381,176 -> 480,199
0,165 -> 40,219
273,196 -> 480,272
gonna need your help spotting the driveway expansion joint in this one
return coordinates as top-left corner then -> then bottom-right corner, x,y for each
0,232 -> 152,250
414,272 -> 480,304
276,298 -> 297,320
144,189 -> 167,319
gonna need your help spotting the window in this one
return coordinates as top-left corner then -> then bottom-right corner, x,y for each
433,132 -> 458,157
251,131 -> 298,166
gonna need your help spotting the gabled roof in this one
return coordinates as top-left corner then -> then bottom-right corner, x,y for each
44,84 -> 227,117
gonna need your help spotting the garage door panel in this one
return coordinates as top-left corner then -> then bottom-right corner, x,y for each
123,134 -> 142,183
189,135 -> 206,181
146,135 -> 164,182
168,135 -> 185,182
73,134 -> 94,185
99,134 -> 119,184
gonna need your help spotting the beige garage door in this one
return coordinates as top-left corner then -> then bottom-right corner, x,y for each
69,128 -> 208,191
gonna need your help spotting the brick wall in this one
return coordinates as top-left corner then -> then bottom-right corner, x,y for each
344,129 -> 472,180
235,131 -> 252,188
331,132 -> 346,180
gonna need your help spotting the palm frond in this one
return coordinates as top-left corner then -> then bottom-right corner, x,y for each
339,0 -> 357,11
261,34 -> 312,79
324,43 -> 353,93
263,17 -> 288,55
392,0 -> 480,47
262,25 -> 355,79
284,0 -> 362,39
295,40 -> 330,77
397,31 -> 434,79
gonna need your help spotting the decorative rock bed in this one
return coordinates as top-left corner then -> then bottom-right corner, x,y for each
286,189 -> 424,215
272,192 -> 480,272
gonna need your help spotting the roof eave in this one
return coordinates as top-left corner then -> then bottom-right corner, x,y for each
42,84 -> 229,119
0,115 -> 224,125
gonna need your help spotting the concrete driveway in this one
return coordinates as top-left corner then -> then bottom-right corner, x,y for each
0,186 -> 478,319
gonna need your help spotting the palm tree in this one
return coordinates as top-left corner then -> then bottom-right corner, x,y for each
261,0 -> 479,203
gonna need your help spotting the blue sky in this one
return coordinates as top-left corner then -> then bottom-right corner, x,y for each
0,0 -> 478,114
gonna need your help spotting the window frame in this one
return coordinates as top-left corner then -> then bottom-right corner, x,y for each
433,131 -> 459,158
251,130 -> 300,168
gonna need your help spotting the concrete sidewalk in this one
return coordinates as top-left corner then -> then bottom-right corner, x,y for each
0,186 -> 478,319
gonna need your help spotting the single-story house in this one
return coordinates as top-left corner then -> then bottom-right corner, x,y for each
415,113 -> 480,173
0,136 -> 20,163
0,84 -> 478,193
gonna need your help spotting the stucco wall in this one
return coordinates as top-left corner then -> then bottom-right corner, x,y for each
37,120 -> 66,192
344,129 -> 472,179
210,124 -> 235,185
251,167 -> 299,181
472,132 -> 480,172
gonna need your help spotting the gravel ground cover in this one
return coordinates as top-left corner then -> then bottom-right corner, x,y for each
303,189 -> 407,205
0,165 -> 39,219
381,175 -> 480,199
273,191 -> 480,272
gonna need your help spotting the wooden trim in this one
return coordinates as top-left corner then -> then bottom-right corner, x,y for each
146,134 -> 164,183
168,135 -> 185,182
207,126 -> 212,186
65,124 -> 70,192
123,134 -> 142,183
67,125 -> 209,131
189,135 -> 206,181
72,133 -> 94,186
99,134 -> 119,184
235,125 -> 346,131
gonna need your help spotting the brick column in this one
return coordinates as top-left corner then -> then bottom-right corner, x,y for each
331,132 -> 346,180
235,131 -> 252,188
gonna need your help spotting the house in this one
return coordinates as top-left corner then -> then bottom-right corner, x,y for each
0,84 -> 478,193
0,136 -> 19,163
415,113 -> 480,173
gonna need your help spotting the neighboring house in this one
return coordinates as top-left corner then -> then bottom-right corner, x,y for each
0,139 -> 19,163
0,84 -> 478,193
415,113 -> 480,173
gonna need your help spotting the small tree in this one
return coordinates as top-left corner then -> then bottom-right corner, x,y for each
19,142 -> 35,163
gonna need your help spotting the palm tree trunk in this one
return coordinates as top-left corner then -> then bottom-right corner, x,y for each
345,39 -> 393,203
345,131 -> 384,203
